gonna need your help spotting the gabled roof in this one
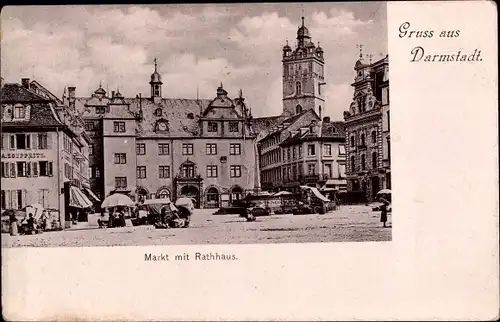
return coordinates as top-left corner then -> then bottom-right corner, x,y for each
1,83 -> 51,103
279,120 -> 346,146
1,84 -> 63,129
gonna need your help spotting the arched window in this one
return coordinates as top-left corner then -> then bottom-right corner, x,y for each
350,156 -> 355,172
154,85 -> 160,96
206,187 -> 219,208
296,82 -> 302,95
361,154 -> 366,170
295,105 -> 302,114
231,186 -> 243,204
371,130 -> 376,143
360,133 -> 365,146
372,152 -> 377,169
158,188 -> 170,200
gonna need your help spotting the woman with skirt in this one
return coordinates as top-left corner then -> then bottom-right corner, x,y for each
9,213 -> 18,236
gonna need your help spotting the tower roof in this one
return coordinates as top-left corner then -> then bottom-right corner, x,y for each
150,58 -> 162,84
297,17 -> 310,39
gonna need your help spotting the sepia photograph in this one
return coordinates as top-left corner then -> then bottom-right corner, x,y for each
1,3 -> 390,247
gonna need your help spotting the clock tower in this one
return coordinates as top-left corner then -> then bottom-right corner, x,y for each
282,17 -> 326,117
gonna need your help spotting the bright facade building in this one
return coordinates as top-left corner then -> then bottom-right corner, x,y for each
344,55 -> 390,202
66,63 -> 258,209
1,78 -> 93,228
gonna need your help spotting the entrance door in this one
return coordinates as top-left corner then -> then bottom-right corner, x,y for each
180,185 -> 200,208
206,187 -> 219,208
371,176 -> 380,200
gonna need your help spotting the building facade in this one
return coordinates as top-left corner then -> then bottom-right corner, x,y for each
282,17 -> 326,118
343,55 -> 390,202
66,63 -> 258,209
1,78 -> 93,228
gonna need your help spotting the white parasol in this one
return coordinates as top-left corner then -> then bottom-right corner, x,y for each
101,193 -> 135,208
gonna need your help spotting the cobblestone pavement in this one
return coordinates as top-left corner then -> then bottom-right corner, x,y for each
2,205 -> 391,247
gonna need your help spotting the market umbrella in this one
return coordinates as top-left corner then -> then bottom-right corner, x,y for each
377,189 -> 391,195
101,193 -> 135,208
22,204 -> 45,219
175,197 -> 195,212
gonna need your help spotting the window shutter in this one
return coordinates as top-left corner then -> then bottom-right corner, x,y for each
22,190 -> 27,208
38,190 -> 43,205
26,162 -> 31,177
10,163 -> 16,178
48,162 -> 53,177
9,135 -> 15,149
47,133 -> 52,149
33,162 -> 39,177
11,190 -> 17,209
32,134 -> 38,149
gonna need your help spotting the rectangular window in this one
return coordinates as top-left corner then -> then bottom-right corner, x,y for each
298,145 -> 302,157
292,147 -> 296,160
283,149 -> 286,161
159,166 -> 170,179
96,107 -> 106,114
114,153 -> 126,164
95,168 -> 101,178
323,144 -> 332,156
206,165 -> 218,178
207,122 -> 218,132
338,144 -> 346,156
324,164 -> 332,178
1,190 -> 5,209
230,165 -> 241,178
182,143 -> 193,155
14,106 -> 25,119
229,121 -> 238,132
229,143 -> 241,155
339,164 -> 346,178
85,121 -> 96,131
136,166 -> 146,179
113,121 -> 125,132
307,144 -> 316,156
206,143 -> 217,155
39,161 -> 53,177
387,111 -> 390,131
158,143 -> 170,155
89,144 -> 94,155
136,143 -> 145,155
115,177 -> 127,188
16,162 -> 27,177
15,134 -> 27,149
307,164 -> 316,175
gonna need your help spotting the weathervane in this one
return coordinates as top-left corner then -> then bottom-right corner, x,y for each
367,53 -> 374,63
154,57 -> 158,72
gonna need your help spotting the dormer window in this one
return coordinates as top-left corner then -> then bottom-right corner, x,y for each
187,113 -> 194,119
96,107 -> 106,114
154,108 -> 162,117
14,104 -> 25,119
156,121 -> 168,132
207,121 -> 218,132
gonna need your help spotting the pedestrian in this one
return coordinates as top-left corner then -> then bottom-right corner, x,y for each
379,198 -> 389,228
26,213 -> 36,234
9,212 -> 18,236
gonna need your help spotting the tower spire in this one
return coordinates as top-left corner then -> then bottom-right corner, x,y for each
301,16 -> 305,27
154,57 -> 158,72
356,44 -> 364,60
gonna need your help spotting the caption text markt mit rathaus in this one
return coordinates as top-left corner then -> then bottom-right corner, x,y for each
410,47 -> 482,63
144,252 -> 238,262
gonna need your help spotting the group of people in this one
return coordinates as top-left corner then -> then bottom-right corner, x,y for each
9,211 -> 50,236
153,206 -> 190,229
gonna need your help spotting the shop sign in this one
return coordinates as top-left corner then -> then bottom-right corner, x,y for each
1,152 -> 46,159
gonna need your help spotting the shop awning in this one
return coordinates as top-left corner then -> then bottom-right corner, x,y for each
69,186 -> 93,209
85,188 -> 100,202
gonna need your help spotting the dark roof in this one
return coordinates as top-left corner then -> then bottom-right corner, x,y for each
1,83 -> 51,103
322,121 -> 345,138
1,84 -> 63,129
251,115 -> 286,135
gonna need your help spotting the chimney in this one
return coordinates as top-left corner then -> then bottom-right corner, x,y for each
323,116 -> 331,123
111,91 -> 115,99
21,78 -> 30,89
68,87 -> 76,98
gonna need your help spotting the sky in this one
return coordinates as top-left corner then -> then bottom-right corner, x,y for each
1,3 -> 387,120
